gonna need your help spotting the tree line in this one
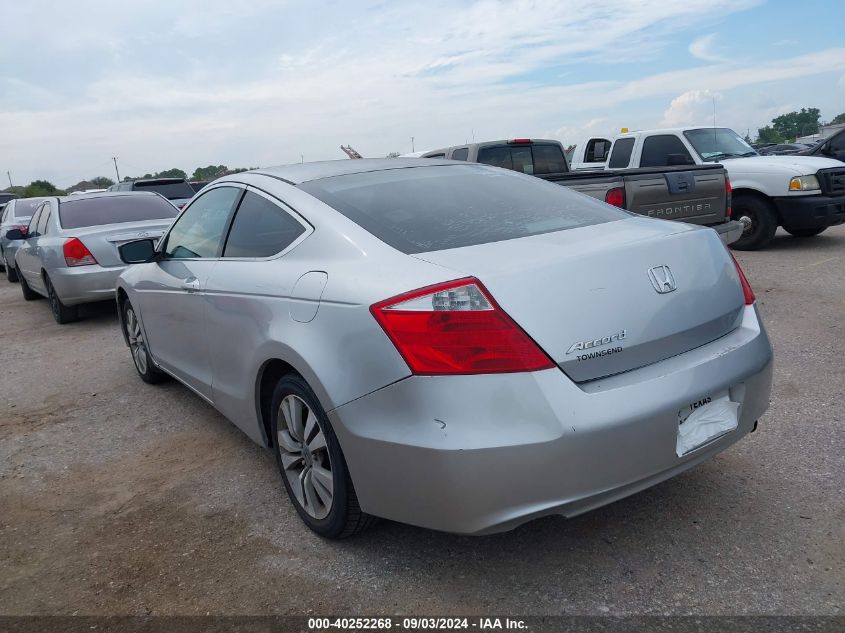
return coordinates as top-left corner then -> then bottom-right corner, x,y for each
756,108 -> 845,144
2,165 -> 258,198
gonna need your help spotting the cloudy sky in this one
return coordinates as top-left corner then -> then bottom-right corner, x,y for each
2,0 -> 844,187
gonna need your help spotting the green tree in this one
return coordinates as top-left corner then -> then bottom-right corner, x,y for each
385,152 -> 401,158
21,180 -> 64,197
154,168 -> 187,179
831,112 -> 845,125
90,176 -> 114,188
771,107 -> 820,140
192,165 -> 228,180
743,134 -> 753,144
756,126 -> 784,144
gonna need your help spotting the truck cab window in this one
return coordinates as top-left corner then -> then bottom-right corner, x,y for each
608,138 -> 635,168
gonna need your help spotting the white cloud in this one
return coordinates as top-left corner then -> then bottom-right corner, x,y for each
660,90 -> 722,127
5,0 -> 838,187
688,34 -> 727,63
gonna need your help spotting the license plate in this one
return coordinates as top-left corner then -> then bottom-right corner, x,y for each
676,391 -> 739,457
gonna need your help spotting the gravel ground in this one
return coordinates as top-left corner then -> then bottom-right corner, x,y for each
0,226 -> 843,616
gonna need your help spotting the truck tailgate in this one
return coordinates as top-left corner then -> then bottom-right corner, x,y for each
624,166 -> 726,225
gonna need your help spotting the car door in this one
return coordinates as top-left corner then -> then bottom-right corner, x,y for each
136,185 -> 243,399
203,187 -> 311,441
15,204 -> 45,288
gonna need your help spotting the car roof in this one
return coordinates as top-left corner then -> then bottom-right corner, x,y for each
58,191 -> 162,203
251,158 -> 456,185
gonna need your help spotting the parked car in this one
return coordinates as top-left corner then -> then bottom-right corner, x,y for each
799,128 -> 845,162
189,181 -> 209,193
1,197 -> 47,282
115,160 -> 773,538
758,143 -> 807,156
580,127 -> 845,249
0,192 -> 19,206
421,139 -> 741,244
10,191 -> 179,323
108,178 -> 195,209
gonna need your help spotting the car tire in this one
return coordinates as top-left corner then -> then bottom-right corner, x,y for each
730,194 -> 778,251
18,268 -> 39,301
45,275 -> 78,324
122,300 -> 167,384
270,373 -> 377,538
4,254 -> 18,282
784,227 -> 826,238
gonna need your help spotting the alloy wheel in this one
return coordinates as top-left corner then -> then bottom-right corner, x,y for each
125,307 -> 149,375
276,394 -> 334,520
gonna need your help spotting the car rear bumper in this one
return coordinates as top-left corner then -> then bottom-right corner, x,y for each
772,193 -> 845,229
330,305 -> 773,535
48,264 -> 126,305
711,220 -> 744,245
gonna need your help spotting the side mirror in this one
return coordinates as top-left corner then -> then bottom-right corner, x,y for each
5,228 -> 27,240
119,238 -> 158,264
667,153 -> 695,166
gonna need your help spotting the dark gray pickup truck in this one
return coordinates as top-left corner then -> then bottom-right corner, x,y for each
421,139 -> 742,244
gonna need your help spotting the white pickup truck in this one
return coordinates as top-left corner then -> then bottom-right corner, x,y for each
575,127 -> 845,249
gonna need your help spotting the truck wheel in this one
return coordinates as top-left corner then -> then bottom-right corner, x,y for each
784,227 -> 826,238
731,195 -> 777,251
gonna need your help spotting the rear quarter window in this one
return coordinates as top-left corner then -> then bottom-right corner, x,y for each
299,164 -> 626,254
59,195 -> 179,229
133,181 -> 196,200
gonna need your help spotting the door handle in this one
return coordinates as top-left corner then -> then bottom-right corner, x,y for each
181,277 -> 201,293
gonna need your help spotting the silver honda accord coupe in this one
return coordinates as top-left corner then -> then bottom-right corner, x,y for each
11,191 -> 179,323
115,159 -> 773,538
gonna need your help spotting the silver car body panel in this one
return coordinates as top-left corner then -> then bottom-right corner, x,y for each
116,161 -> 774,533
14,192 -> 176,306
0,197 -> 45,270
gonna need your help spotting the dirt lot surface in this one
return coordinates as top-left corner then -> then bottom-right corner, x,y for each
1,226 -> 843,616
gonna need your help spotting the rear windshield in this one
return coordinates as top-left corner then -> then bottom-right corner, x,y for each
133,180 -> 196,200
10,199 -> 44,220
299,164 -> 625,254
59,195 -> 179,229
477,143 -> 568,175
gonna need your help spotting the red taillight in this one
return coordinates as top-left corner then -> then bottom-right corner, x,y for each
508,138 -> 532,144
725,176 -> 732,218
63,238 -> 97,267
370,278 -> 554,375
731,254 -> 755,305
605,186 -> 625,208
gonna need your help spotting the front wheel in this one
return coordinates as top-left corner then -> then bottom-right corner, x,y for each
122,301 -> 167,384
730,195 -> 778,251
45,276 -> 78,324
784,227 -> 826,238
270,374 -> 376,538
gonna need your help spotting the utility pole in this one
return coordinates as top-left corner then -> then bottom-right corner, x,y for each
6,171 -> 12,188
112,157 -> 121,183
411,136 -> 415,153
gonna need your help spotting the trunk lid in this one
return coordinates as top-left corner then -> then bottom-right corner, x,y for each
413,217 -> 745,382
71,221 -> 172,268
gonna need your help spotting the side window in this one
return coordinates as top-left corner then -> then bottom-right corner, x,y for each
640,135 -> 694,167
164,186 -> 241,259
37,208 -> 51,235
450,147 -> 469,161
27,207 -> 43,236
608,138 -> 635,168
223,191 -> 306,258
825,134 -> 844,157
585,138 -> 610,163
424,153 -> 446,159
